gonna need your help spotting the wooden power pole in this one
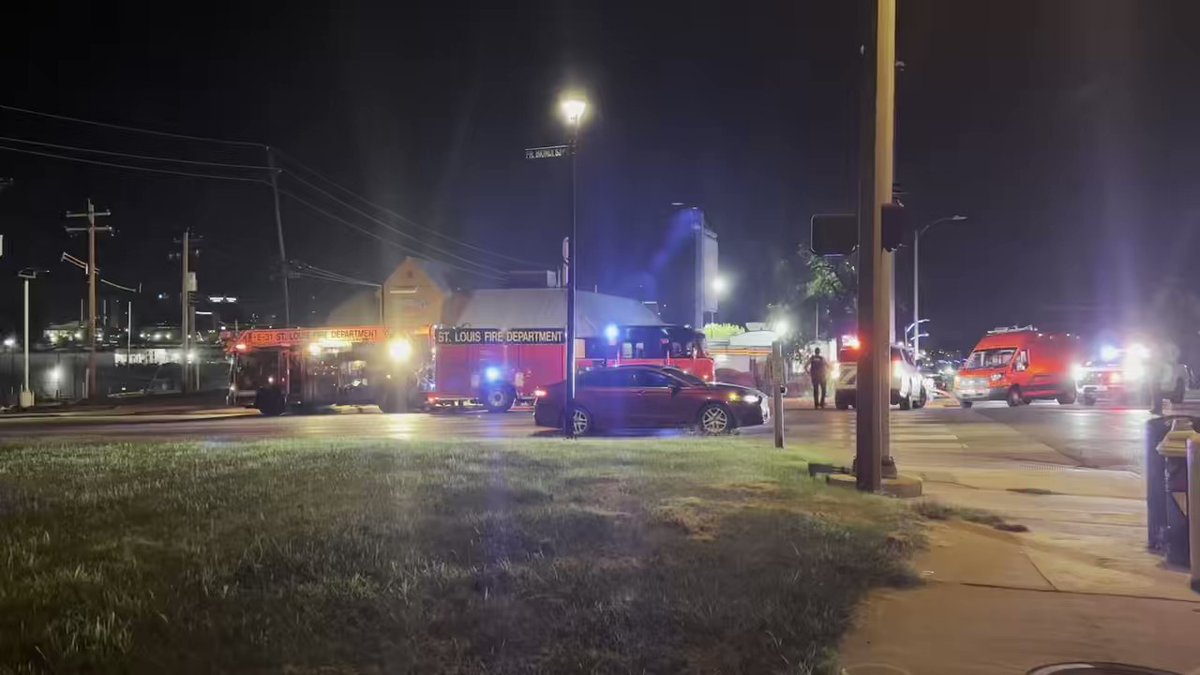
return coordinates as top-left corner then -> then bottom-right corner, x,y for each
65,199 -> 112,400
855,0 -> 897,491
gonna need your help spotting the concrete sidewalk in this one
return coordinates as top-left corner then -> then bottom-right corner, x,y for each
837,429 -> 1200,673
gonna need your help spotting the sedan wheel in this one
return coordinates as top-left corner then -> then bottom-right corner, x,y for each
699,403 -> 732,435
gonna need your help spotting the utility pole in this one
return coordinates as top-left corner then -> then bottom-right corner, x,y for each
65,199 -> 112,400
182,230 -> 191,392
266,147 -> 291,326
175,230 -> 203,392
855,0 -> 897,491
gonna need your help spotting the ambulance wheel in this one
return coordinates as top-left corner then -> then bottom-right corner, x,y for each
483,386 -> 516,413
257,389 -> 285,417
1006,386 -> 1023,407
959,400 -> 973,409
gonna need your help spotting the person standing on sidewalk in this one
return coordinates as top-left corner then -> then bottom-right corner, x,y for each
807,347 -> 828,409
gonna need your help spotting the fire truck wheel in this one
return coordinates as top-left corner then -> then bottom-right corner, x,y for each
379,387 -> 408,414
257,389 -> 285,417
483,386 -> 516,413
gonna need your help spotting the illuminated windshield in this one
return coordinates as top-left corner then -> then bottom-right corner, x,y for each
964,348 -> 1015,370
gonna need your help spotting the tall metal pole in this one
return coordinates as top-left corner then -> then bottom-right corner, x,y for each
912,230 -> 920,355
127,300 -> 133,362
22,277 -> 29,396
564,125 -> 579,437
266,147 -> 291,327
772,340 -> 785,449
181,230 -> 190,393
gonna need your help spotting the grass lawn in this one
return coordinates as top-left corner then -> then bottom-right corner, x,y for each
0,436 -> 922,674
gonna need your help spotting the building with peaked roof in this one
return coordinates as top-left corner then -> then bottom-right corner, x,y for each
441,288 -> 661,337
326,258 -> 660,338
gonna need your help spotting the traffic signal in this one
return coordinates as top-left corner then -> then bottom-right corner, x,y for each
881,202 -> 909,252
810,214 -> 858,255
812,204 -> 909,254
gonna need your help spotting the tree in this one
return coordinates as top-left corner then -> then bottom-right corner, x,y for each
769,246 -> 858,344
703,323 -> 746,342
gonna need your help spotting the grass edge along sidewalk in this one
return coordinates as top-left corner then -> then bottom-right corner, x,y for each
0,437 -> 923,674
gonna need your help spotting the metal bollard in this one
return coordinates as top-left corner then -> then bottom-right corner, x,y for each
1164,450 -> 1190,568
1188,438 -> 1200,593
1146,417 -> 1173,551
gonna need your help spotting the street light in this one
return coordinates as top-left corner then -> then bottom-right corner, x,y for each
712,276 -> 728,295
560,93 -> 587,437
913,215 -> 966,355
560,98 -> 587,126
17,268 -> 47,408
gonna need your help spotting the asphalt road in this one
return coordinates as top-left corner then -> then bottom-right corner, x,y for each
3,394 -> 1198,474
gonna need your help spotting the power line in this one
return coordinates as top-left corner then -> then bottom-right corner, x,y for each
280,169 -> 509,275
273,148 -> 548,268
0,144 -> 268,183
0,135 -> 272,170
0,103 -> 264,148
277,188 -> 505,280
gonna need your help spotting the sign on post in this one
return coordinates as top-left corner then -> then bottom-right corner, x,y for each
524,145 -> 570,160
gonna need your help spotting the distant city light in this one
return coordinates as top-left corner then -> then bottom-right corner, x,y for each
2,336 -> 14,348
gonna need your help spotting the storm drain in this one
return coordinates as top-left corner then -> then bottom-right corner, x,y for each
1028,664 -> 1179,675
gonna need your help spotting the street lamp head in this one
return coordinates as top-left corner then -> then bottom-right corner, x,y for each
560,98 -> 587,126
950,215 -> 967,222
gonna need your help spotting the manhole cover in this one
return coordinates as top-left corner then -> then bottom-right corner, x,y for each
1028,664 -> 1179,675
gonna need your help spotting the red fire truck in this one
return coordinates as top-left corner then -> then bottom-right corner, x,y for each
224,325 -> 421,416
429,324 -> 715,412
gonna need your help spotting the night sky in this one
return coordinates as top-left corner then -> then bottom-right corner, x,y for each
1,0 -> 1198,351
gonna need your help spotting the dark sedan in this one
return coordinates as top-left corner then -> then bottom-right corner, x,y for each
533,365 -> 769,435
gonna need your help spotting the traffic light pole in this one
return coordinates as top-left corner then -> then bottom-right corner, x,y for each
855,0 -> 897,491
